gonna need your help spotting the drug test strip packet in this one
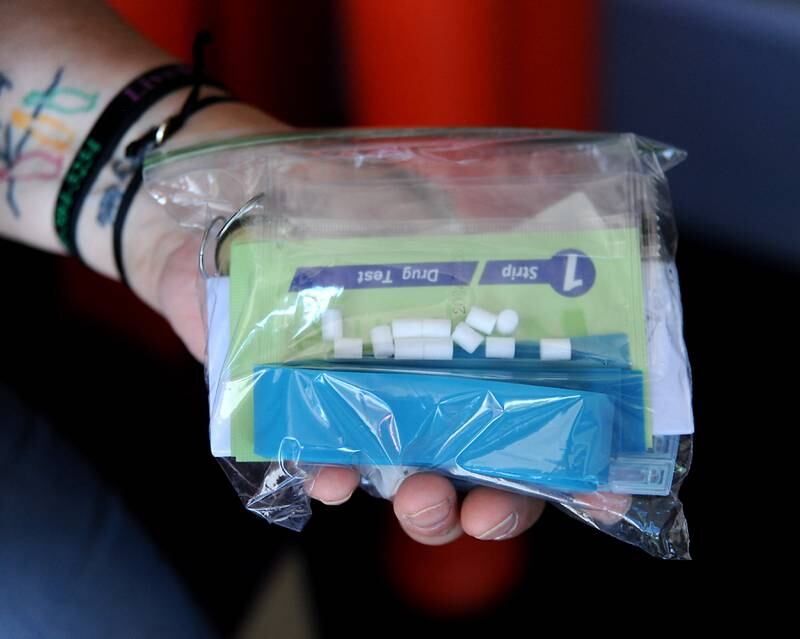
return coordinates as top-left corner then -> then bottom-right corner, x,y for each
145,129 -> 695,559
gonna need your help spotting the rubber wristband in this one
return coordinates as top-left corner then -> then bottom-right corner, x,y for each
54,64 -> 221,259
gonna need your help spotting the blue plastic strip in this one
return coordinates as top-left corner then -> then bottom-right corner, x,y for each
253,366 -> 616,492
283,361 -> 647,454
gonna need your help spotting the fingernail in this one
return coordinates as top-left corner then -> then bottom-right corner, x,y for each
477,512 -> 519,540
320,490 -> 354,506
403,498 -> 452,531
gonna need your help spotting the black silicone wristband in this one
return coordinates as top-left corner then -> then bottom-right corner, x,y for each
54,64 -> 219,258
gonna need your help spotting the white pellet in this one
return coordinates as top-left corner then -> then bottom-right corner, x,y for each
540,338 -> 571,361
321,309 -> 343,341
465,306 -> 497,335
394,338 -> 425,359
495,309 -> 519,336
422,319 -> 452,338
392,319 -> 424,339
423,338 -> 454,360
333,337 -> 363,359
485,336 -> 515,359
452,322 -> 484,354
370,325 -> 395,358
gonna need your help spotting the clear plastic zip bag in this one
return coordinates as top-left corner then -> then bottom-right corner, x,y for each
146,129 -> 694,558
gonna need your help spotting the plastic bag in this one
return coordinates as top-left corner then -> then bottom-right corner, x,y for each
145,129 -> 694,559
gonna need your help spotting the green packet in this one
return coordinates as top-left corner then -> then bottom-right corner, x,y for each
226,227 -> 648,461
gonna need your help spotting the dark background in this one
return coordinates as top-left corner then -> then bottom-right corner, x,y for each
3,0 -> 796,633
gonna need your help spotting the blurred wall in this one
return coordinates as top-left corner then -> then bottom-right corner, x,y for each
602,0 -> 800,266
340,0 -> 598,129
109,0 -> 598,130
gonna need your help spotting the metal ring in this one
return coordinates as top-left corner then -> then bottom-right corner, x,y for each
154,121 -> 169,147
199,216 -> 226,279
217,192 -> 265,243
198,192 -> 265,278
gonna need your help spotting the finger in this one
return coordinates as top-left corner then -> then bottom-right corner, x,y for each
305,466 -> 360,505
572,492 -> 632,526
393,473 -> 462,546
460,487 -> 545,541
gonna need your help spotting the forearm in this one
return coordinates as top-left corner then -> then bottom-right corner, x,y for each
1,0 -> 173,253
0,0 -> 285,308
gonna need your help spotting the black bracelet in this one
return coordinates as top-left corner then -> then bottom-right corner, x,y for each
112,93 -> 236,287
54,64 -> 215,258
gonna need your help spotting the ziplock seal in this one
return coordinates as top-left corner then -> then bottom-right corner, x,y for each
149,129 -> 693,559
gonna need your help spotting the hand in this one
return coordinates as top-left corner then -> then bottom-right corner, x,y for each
126,107 -> 632,545
149,237 -> 632,544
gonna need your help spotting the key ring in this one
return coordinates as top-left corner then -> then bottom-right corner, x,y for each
199,192 -> 265,278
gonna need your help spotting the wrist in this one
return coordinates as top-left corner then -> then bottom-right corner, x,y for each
120,103 -> 289,315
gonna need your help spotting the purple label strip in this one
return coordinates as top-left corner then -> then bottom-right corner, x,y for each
289,261 -> 478,291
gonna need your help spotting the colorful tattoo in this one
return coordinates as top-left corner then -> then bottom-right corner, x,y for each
0,149 -> 63,182
1,68 -> 97,218
97,157 -> 136,226
10,109 -> 76,152
23,86 -> 98,115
